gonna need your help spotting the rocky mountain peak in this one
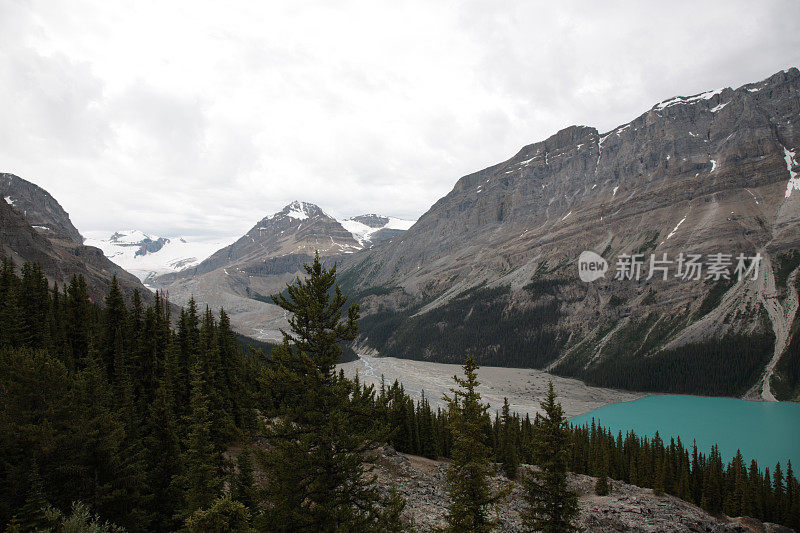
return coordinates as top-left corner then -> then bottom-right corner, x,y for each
104,230 -> 171,257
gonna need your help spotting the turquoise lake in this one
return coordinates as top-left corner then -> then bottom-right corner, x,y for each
569,395 -> 800,469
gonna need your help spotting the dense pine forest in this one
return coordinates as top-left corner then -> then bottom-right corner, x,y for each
1,257 -> 798,531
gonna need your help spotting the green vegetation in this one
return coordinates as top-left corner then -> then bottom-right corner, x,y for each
244,286 -> 271,303
0,258 -> 257,531
695,277 -> 735,320
772,312 -> 800,401
774,250 -> 800,293
633,231 -> 660,255
371,371 -> 800,531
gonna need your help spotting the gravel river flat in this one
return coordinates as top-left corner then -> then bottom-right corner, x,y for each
338,354 -> 643,419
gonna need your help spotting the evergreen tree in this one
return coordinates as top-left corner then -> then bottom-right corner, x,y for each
144,369 -> 184,532
0,258 -> 23,348
101,275 -> 127,382
233,449 -> 258,517
443,356 -> 509,532
773,462 -> 785,524
700,445 -> 724,515
594,450 -> 611,496
521,381 -> 579,533
653,458 -> 665,496
500,398 -> 520,479
17,460 -> 48,531
176,360 -> 224,522
65,275 -> 93,367
185,494 -> 252,533
257,252 -> 400,531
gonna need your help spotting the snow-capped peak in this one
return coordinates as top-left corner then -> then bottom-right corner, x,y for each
654,88 -> 725,111
285,200 -> 310,220
269,201 -> 330,221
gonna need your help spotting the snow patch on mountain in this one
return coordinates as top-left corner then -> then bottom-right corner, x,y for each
783,147 -> 799,198
340,215 -> 415,246
666,215 -> 687,240
709,101 -> 729,113
268,200 -> 325,221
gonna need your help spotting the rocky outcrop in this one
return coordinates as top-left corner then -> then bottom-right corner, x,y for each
373,447 -> 792,532
341,68 -> 800,398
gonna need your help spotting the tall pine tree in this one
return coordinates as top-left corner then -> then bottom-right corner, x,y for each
257,252 -> 402,532
443,356 -> 509,532
521,381 -> 579,532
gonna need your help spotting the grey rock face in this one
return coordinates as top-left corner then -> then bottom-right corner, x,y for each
133,236 -> 169,257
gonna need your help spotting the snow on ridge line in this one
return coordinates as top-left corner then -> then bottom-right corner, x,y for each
108,229 -> 157,244
655,88 -> 724,110
384,217 -> 415,230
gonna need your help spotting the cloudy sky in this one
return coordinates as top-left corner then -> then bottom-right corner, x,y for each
2,1 -> 799,241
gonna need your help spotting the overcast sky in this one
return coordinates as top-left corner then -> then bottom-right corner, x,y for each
2,1 -> 799,241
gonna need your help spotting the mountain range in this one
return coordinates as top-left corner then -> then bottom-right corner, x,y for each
149,201 -> 414,342
2,68 -> 799,400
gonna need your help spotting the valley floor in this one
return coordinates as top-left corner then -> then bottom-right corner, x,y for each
338,354 -> 643,418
